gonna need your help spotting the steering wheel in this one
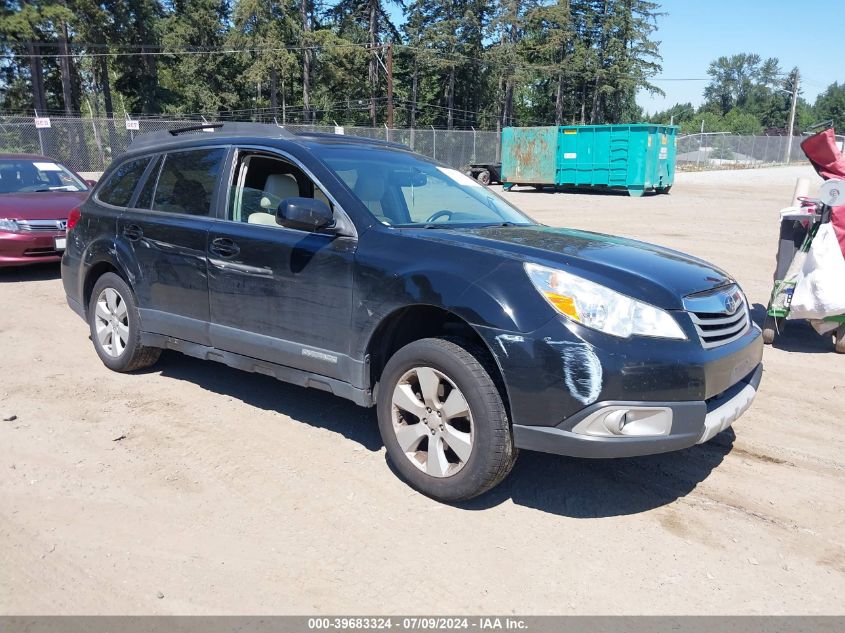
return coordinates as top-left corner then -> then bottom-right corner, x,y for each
425,209 -> 454,223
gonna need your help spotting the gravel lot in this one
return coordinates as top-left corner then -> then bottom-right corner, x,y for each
1,165 -> 843,615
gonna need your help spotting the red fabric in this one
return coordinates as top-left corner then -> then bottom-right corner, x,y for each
801,128 -> 845,180
801,129 -> 845,257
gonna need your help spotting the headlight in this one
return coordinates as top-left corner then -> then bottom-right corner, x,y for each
0,218 -> 21,233
524,262 -> 686,340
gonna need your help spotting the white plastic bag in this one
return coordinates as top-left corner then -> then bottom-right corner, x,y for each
788,223 -> 845,320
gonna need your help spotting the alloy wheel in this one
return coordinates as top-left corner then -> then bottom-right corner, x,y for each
390,366 -> 474,478
94,287 -> 129,358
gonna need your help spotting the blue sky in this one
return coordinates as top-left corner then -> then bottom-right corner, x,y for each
638,0 -> 844,113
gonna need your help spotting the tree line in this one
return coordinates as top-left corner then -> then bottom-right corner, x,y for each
1,0 -> 664,130
1,2 -> 842,134
647,54 -> 845,135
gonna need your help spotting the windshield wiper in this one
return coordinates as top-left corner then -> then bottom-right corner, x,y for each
481,221 -> 528,228
421,223 -> 456,229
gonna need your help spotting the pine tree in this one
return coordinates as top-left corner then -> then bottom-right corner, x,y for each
330,0 -> 401,126
159,0 -> 240,115
229,0 -> 298,121
523,0 -> 574,125
108,0 -> 165,114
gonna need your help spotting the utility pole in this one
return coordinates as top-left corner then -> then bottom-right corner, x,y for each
785,70 -> 800,164
386,43 -> 394,130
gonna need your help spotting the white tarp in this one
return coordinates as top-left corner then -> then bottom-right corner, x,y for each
788,222 -> 845,320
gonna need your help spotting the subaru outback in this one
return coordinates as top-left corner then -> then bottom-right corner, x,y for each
61,123 -> 763,501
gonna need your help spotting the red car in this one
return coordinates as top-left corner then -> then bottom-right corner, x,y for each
0,153 -> 92,267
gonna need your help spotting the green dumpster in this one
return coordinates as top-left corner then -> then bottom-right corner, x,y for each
501,124 -> 678,196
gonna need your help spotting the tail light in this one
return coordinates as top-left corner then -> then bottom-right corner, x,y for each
67,208 -> 81,231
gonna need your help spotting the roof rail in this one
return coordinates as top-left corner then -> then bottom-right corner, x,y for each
295,131 -> 410,151
168,123 -> 223,135
127,121 -> 295,153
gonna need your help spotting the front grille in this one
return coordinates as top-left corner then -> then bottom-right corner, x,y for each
683,285 -> 750,349
16,219 -> 66,232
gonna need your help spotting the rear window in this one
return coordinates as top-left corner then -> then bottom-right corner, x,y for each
151,148 -> 226,216
98,157 -> 151,207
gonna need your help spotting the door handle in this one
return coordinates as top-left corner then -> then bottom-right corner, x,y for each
122,224 -> 143,241
210,237 -> 240,258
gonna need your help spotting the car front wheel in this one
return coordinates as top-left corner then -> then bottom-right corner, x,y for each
88,272 -> 161,372
377,337 -> 516,501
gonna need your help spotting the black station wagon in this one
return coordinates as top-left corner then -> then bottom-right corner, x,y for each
62,123 -> 763,501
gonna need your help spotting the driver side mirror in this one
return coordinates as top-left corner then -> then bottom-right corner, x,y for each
84,179 -> 97,188
276,197 -> 334,232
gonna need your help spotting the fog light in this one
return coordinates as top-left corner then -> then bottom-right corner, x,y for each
602,410 -> 628,435
571,406 -> 672,437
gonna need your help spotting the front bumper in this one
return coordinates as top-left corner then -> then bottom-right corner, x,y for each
477,309 -> 764,458
0,230 -> 65,267
512,363 -> 762,458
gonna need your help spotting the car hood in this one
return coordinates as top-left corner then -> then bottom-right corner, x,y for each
0,191 -> 89,220
410,225 -> 733,310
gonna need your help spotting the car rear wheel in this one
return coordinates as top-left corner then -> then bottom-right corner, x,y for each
377,337 -> 516,501
88,272 -> 161,372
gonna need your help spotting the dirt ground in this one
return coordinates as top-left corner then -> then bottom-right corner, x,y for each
1,165 -> 843,615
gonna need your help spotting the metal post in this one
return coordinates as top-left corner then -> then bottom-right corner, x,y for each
386,43 -> 394,129
432,125 -> 436,160
89,111 -> 103,170
496,119 -> 501,163
785,72 -> 800,164
34,110 -> 45,155
471,126 -> 476,162
384,123 -> 389,142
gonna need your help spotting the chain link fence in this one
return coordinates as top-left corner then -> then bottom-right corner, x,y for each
675,133 -> 824,169
2,115 -> 828,175
0,115 -> 501,175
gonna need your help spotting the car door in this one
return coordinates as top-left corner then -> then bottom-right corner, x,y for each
117,146 -> 229,345
206,148 -> 357,382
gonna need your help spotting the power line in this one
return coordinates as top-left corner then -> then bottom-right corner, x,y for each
3,40 -> 712,83
4,43 -> 373,59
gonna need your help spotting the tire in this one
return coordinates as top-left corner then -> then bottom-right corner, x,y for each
762,327 -> 775,345
762,314 -> 781,345
476,170 -> 491,186
88,272 -> 161,372
834,325 -> 845,354
376,337 -> 516,502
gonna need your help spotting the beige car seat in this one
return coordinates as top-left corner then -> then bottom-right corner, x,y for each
314,188 -> 331,208
354,172 -> 391,224
249,173 -> 300,225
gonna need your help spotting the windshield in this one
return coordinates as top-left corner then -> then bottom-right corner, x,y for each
312,144 -> 535,228
0,159 -> 87,194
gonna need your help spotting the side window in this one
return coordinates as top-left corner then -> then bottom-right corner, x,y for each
134,155 -> 162,209
152,148 -> 226,216
97,157 -> 151,207
228,152 -> 332,228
